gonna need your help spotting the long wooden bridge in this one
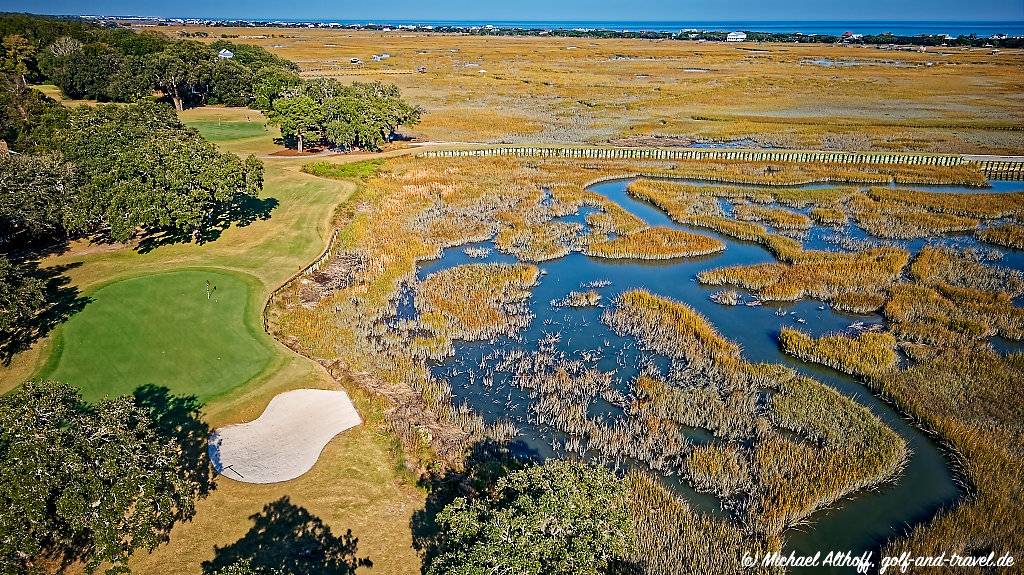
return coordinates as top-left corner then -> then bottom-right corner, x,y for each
415,146 -> 1024,180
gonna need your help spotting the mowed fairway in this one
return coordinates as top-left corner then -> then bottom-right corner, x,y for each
38,270 -> 272,402
190,119 -> 269,142
0,103 -> 424,574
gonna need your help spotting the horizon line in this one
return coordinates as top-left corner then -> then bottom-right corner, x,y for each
19,13 -> 1023,24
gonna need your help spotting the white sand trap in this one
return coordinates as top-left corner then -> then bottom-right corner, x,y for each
208,389 -> 361,483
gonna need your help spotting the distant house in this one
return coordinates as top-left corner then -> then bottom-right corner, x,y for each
726,31 -> 747,42
217,48 -> 234,59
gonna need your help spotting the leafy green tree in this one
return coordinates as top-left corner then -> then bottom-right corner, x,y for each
0,75 -> 68,152
39,42 -> 121,100
209,40 -> 299,72
0,15 -> 92,78
59,102 -> 264,241
209,58 -> 255,107
425,460 -> 635,575
1,34 -> 34,88
268,94 -> 322,152
0,255 -> 45,339
0,153 -> 82,246
251,66 -> 302,111
149,40 -> 213,110
97,27 -> 169,57
270,79 -> 419,152
105,53 -> 154,102
0,381 -> 210,574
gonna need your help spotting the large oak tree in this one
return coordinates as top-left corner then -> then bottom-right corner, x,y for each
425,460 -> 635,575
58,101 -> 263,242
0,381 -> 211,574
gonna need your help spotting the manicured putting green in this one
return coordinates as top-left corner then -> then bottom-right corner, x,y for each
186,120 -> 268,142
39,270 -> 273,403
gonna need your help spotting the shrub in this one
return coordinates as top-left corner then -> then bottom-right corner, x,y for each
425,460 -> 635,575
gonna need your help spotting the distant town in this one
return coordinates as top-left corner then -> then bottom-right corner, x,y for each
76,15 -> 1024,47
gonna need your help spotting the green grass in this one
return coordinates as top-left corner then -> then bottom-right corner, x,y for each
1,105 -> 424,575
302,159 -> 385,180
37,270 -> 273,403
187,119 -> 270,142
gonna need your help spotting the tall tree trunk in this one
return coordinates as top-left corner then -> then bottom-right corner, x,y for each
172,87 -> 183,112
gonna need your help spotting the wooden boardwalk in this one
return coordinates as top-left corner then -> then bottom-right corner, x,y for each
416,145 -> 1024,180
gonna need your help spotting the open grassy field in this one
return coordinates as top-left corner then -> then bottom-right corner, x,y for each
161,26 -> 1024,154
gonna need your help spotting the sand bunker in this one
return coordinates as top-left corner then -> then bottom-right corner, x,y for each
208,389 -> 361,483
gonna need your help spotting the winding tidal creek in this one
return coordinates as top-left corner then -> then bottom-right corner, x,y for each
403,176 -> 1023,572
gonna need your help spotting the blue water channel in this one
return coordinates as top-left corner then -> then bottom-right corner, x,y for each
408,177 -> 1023,572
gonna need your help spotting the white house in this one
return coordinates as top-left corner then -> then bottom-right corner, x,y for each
726,31 -> 747,42
217,48 -> 234,59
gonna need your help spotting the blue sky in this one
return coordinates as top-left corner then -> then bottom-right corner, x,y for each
4,0 -> 1022,21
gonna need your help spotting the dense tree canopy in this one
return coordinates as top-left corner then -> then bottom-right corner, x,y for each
57,101 -> 264,241
1,14 -> 298,109
149,39 -> 214,110
0,73 -> 67,153
0,153 -> 80,245
0,381 -> 210,574
1,33 -> 33,87
209,40 -> 298,73
268,94 -> 322,152
425,460 -> 635,575
251,66 -> 302,112
268,79 -> 420,152
0,255 -> 45,338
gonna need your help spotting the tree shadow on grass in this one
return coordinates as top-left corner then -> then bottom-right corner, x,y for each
132,384 -> 216,504
410,438 -> 539,572
1,260 -> 91,365
43,385 -> 216,573
202,496 -> 372,575
135,195 -> 279,254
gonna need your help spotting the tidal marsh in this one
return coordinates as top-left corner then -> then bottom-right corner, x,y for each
168,26 -> 1024,155
267,153 -> 1024,570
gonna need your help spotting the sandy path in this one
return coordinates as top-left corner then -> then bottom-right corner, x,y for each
208,388 -> 361,483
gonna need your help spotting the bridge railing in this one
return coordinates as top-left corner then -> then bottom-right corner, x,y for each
415,146 -> 1024,180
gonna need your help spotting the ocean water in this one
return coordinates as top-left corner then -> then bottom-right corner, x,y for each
303,19 -> 1024,37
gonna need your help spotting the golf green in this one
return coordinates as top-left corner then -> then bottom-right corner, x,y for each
39,270 -> 274,403
187,120 -> 268,142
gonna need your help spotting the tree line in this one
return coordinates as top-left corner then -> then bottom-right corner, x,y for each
2,13 -> 421,152
1,12 -> 299,110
